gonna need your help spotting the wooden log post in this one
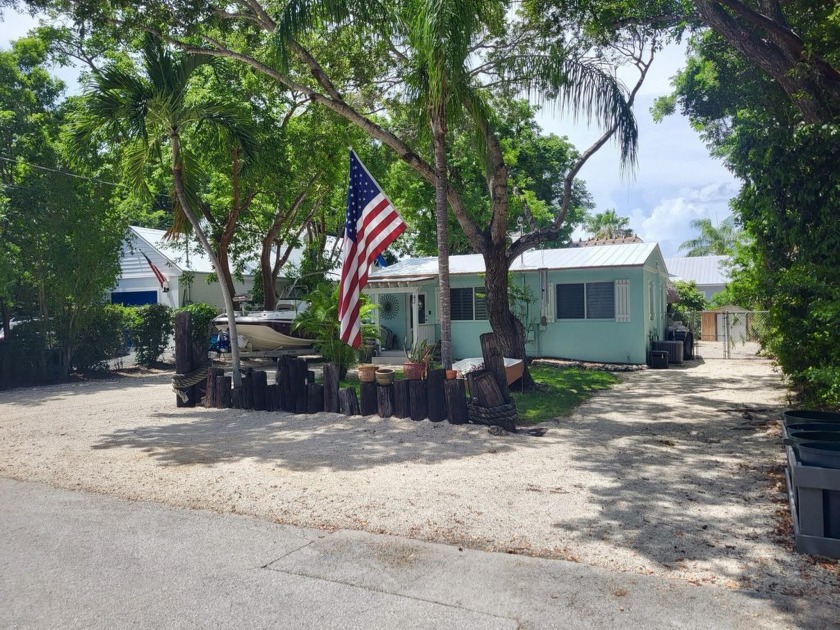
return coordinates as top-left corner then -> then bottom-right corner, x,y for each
339,387 -> 360,416
360,382 -> 378,416
278,356 -> 298,412
293,358 -> 308,413
174,310 -> 195,407
393,380 -> 411,419
216,375 -> 232,408
377,385 -> 394,418
307,383 -> 325,413
444,379 -> 468,424
323,363 -> 340,413
409,380 -> 428,421
426,368 -> 447,422
467,370 -> 505,408
231,387 -> 243,409
241,368 -> 254,410
252,370 -> 268,411
265,384 -> 278,411
205,367 -> 224,408
479,332 -> 511,404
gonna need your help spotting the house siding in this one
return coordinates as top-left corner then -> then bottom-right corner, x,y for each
369,244 -> 670,364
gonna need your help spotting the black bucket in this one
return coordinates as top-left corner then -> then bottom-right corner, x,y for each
796,442 -> 840,539
797,442 -> 840,469
783,409 -> 840,426
785,431 -> 840,446
786,422 -> 840,433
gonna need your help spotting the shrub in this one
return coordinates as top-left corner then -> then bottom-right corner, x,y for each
129,303 -> 174,366
71,304 -> 131,372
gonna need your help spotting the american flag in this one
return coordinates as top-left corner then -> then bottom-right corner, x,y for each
339,150 -> 406,348
142,252 -> 167,288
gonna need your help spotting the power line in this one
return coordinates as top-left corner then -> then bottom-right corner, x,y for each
0,155 -> 126,188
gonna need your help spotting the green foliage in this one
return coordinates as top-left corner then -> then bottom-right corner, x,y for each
658,19 -> 840,408
129,303 -> 174,366
583,209 -> 633,240
70,304 -> 129,372
672,280 -> 707,313
512,364 -> 619,425
404,338 -> 435,363
175,302 -> 219,351
293,283 -> 378,377
678,216 -> 741,256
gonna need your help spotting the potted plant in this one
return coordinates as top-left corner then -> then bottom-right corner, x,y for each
404,339 -> 434,380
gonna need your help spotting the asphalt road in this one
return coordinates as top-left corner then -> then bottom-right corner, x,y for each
0,478 -> 792,629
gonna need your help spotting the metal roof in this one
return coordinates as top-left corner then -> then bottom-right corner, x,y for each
664,256 -> 731,286
129,226 -> 329,277
369,242 -> 661,280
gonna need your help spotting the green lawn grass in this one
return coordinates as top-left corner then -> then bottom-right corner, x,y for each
511,365 -> 619,425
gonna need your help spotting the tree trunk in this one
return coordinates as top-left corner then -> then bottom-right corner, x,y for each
170,132 -> 242,387
483,244 -> 534,388
695,0 -> 840,123
431,108 -> 453,369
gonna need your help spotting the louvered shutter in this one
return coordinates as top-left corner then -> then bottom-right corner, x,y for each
614,279 -> 630,322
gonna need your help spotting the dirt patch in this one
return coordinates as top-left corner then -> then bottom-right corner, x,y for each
0,358 -> 838,624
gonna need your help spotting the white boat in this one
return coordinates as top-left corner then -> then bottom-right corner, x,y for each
451,357 -> 525,385
212,300 -> 313,352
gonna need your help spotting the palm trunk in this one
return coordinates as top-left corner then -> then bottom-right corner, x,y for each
431,107 -> 452,369
171,133 -> 242,387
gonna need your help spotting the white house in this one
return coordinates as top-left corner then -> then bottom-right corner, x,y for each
113,226 -> 328,310
664,255 -> 731,300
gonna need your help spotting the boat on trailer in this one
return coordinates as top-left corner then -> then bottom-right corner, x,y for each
212,300 -> 313,351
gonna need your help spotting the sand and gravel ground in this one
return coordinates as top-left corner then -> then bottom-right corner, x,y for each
1,356 -> 838,623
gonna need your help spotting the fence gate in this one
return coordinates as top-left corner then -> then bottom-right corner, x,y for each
693,310 -> 769,360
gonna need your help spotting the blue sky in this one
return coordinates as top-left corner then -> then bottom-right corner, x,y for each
2,11 -> 739,257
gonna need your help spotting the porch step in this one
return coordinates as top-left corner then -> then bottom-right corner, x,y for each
372,351 -> 405,366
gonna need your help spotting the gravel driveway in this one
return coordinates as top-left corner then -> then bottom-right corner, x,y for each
1,357 -> 838,625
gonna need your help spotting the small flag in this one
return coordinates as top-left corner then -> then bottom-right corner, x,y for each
142,252 -> 167,288
376,254 -> 389,267
339,150 -> 406,348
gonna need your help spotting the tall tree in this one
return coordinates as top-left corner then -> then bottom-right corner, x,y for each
40,0 -> 650,386
678,216 -> 740,256
74,37 -> 256,387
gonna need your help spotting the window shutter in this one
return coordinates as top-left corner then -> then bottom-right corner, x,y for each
545,282 -> 557,322
614,279 -> 630,322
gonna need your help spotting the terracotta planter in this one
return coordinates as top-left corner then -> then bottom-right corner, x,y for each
375,368 -> 395,386
445,369 -> 457,380
403,361 -> 426,380
357,364 -> 377,383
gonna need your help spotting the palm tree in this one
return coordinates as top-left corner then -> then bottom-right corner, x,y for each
404,0 -> 500,369
75,37 -> 255,387
584,209 -> 634,240
679,216 -> 741,256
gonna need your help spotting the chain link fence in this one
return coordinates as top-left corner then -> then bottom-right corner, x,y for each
680,310 -> 769,360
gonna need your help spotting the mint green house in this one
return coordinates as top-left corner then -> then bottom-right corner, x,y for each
365,242 -> 670,364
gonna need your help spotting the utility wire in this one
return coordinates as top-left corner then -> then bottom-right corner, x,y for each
0,155 -> 126,188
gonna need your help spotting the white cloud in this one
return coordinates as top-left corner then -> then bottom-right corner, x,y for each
629,194 -> 734,257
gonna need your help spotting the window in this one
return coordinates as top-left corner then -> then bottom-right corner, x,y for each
450,287 -> 488,321
555,282 -> 615,320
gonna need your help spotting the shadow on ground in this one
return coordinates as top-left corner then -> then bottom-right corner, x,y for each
91,408 -> 554,472
547,360 -> 838,627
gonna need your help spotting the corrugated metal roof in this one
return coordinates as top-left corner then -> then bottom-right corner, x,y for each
664,256 -> 731,286
129,226 -> 326,277
369,242 -> 661,280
